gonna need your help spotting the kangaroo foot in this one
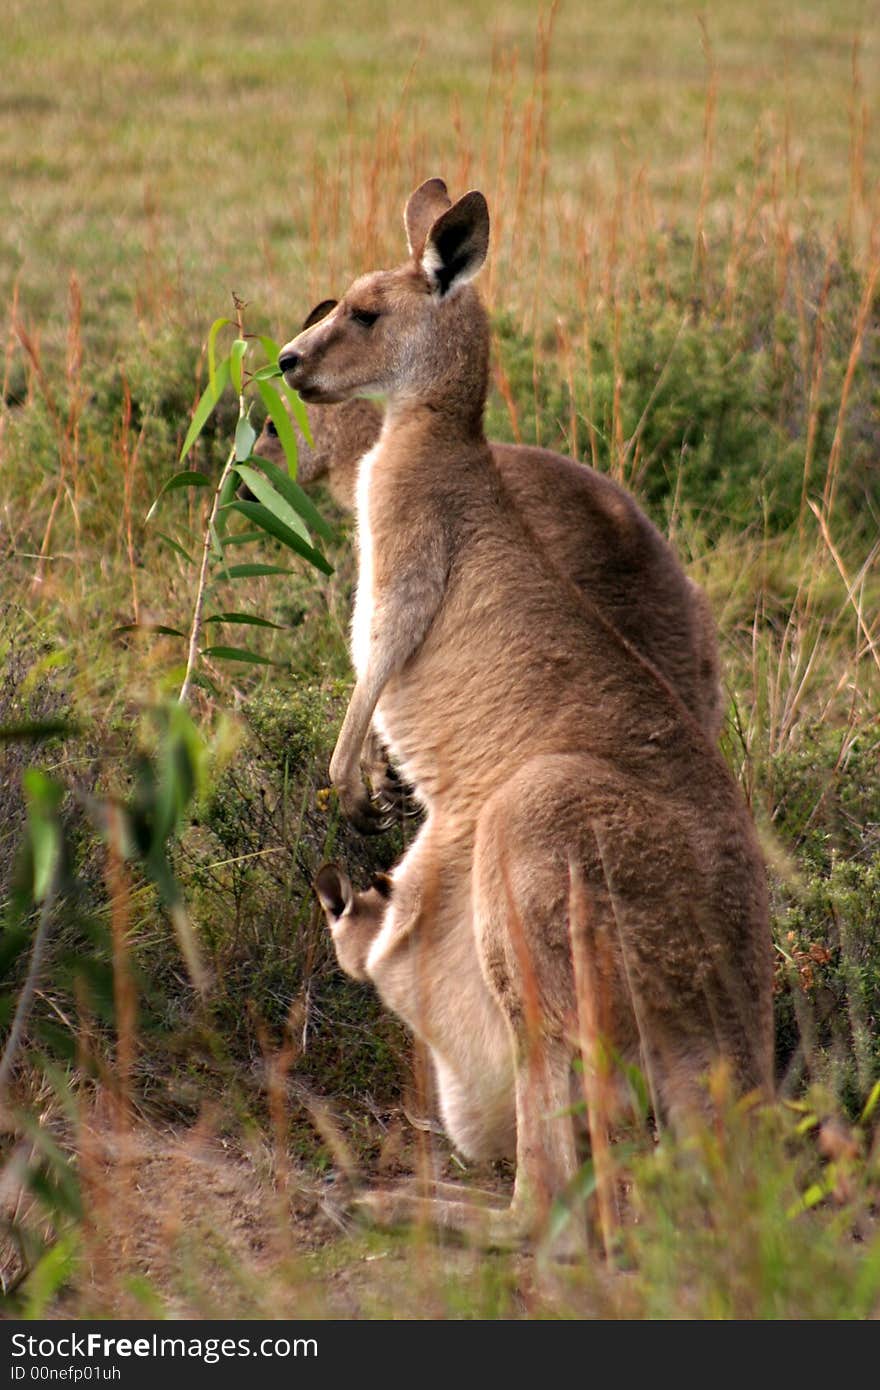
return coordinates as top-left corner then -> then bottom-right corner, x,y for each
385,1177 -> 509,1208
349,1185 -> 551,1253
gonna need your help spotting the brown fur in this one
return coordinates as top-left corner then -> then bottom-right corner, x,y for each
286,180 -> 773,1251
255,400 -> 722,744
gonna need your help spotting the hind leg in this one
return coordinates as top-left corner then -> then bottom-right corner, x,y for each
470,786 -> 592,1253
467,755 -> 663,1253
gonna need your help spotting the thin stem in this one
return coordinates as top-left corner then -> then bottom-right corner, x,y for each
178,437 -> 238,705
180,299 -> 249,704
0,863 -> 62,1108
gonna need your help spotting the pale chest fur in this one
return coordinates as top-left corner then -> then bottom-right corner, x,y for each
349,433 -> 413,780
350,439 -> 381,679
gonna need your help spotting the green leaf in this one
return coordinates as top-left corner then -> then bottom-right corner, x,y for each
787,1179 -> 833,1219
156,531 -> 195,564
22,770 -> 63,903
249,455 -> 335,543
21,1230 -> 80,1318
545,1160 -> 597,1250
256,378 -> 299,473
208,518 -> 226,563
860,1079 -> 880,1125
226,500 -> 333,575
158,663 -> 189,692
214,465 -> 240,541
221,529 -> 264,547
146,470 -> 212,523
234,415 -> 257,462
251,362 -> 282,382
221,563 -> 296,579
22,770 -> 63,818
178,357 -> 230,464
18,1108 -> 80,1177
201,645 -> 276,665
207,316 -> 232,387
71,956 -> 115,1023
205,612 -> 283,629
257,334 -> 280,361
0,718 -> 76,742
280,380 -> 314,447
232,464 -> 311,541
794,1113 -> 820,1136
22,651 -> 68,694
0,924 -> 31,980
191,670 -> 221,698
230,338 -> 248,395
624,1062 -> 651,1121
141,702 -> 206,855
34,1017 -> 77,1062
114,624 -> 185,638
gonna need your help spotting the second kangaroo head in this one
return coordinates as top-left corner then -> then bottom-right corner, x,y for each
279,179 -> 491,422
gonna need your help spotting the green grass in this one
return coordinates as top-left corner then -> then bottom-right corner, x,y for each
0,0 -> 879,1320
2,0 -> 877,354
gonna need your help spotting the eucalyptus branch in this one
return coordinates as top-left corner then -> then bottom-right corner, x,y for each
144,304 -> 330,701
178,417 -> 240,705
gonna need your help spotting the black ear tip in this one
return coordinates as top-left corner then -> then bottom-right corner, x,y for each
370,872 -> 393,900
462,189 -> 490,225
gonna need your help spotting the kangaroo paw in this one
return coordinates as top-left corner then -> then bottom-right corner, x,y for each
340,787 -> 398,837
376,766 -> 423,823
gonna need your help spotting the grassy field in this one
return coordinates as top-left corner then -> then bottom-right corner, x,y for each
1,0 -> 879,1318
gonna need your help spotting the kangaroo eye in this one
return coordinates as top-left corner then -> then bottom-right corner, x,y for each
351,308 -> 380,328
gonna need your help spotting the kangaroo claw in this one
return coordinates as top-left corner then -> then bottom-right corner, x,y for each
341,788 -> 397,836
376,770 -> 423,823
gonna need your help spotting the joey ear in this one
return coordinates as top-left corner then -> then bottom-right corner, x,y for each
314,863 -> 353,920
370,871 -> 393,900
301,299 -> 339,332
421,191 -> 489,297
404,177 -> 452,255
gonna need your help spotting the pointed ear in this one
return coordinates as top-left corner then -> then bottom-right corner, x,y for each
421,191 -> 489,297
301,299 -> 338,332
314,863 -> 353,921
370,871 -> 393,900
404,177 -> 452,255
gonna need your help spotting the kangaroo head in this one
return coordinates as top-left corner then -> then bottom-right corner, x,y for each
314,862 -> 355,921
314,862 -> 392,982
279,180 -> 491,421
254,300 -> 382,502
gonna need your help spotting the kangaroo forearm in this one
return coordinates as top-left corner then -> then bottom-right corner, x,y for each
329,673 -> 384,789
338,552 -> 448,784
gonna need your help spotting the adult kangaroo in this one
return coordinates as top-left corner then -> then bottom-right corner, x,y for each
281,179 -> 773,1249
258,311 -> 723,783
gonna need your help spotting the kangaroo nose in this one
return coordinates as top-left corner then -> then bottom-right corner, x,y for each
278,349 -> 301,375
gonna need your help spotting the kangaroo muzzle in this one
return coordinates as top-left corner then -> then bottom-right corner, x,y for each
278,348 -> 301,376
